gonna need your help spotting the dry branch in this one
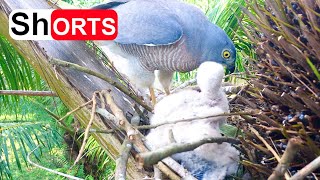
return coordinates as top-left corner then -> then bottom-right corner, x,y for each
161,158 -> 197,180
104,91 -> 138,140
46,106 -> 114,135
88,129 -> 115,134
256,112 -> 281,128
74,93 -> 97,166
156,162 -> 180,180
115,138 -> 133,180
96,108 -> 118,122
58,100 -> 93,122
0,90 -> 57,96
241,160 -> 273,175
290,156 -> 320,180
268,138 -> 303,180
49,57 -> 153,112
171,78 -> 196,93
250,127 -> 290,179
137,137 -> 240,166
153,165 -> 162,179
137,111 -> 255,130
296,87 -> 320,117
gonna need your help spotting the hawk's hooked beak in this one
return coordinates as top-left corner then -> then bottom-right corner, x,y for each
227,65 -> 235,74
222,64 -> 235,74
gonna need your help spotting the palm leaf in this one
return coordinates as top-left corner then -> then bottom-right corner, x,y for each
84,137 -> 115,176
0,121 -> 62,179
8,133 -> 21,171
0,36 -> 44,110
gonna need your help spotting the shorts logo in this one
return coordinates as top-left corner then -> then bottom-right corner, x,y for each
9,9 -> 118,40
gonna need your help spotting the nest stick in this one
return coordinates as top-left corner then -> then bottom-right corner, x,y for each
58,100 -> 93,122
268,138 -> 303,180
153,165 -> 162,179
115,138 -> 133,180
144,142 -> 196,179
290,156 -> 320,180
137,137 -> 240,166
250,127 -> 290,179
162,158 -> 197,180
156,162 -> 180,180
104,91 -> 137,140
0,90 -> 57,96
137,111 -> 255,130
88,128 -> 115,134
171,78 -> 196,93
74,93 -> 97,166
96,107 -> 118,124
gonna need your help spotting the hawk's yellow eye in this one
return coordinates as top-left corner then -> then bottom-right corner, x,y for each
222,50 -> 231,59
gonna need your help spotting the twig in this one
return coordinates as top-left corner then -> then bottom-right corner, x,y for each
250,127 -> 290,179
223,85 -> 244,95
290,156 -> 320,180
74,93 -> 97,166
44,108 -> 76,134
257,125 -> 313,135
89,128 -> 115,134
132,103 -> 148,123
161,158 -> 197,180
250,127 -> 281,161
156,162 -> 180,180
144,143 -> 196,179
268,138 -> 303,180
27,146 -> 84,180
46,107 -> 114,134
228,84 -> 248,103
137,111 -> 255,130
171,78 -> 196,93
58,100 -> 93,122
115,138 -> 133,180
0,90 -> 57,96
256,112 -> 282,128
49,57 -> 152,112
137,137 -> 240,166
224,72 -> 254,79
96,107 -> 118,124
240,160 -> 273,175
104,91 -> 138,140
153,165 -> 162,180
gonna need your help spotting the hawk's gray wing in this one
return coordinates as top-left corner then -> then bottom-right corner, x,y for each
92,0 -> 183,46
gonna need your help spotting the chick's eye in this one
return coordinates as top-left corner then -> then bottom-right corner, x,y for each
222,50 -> 231,59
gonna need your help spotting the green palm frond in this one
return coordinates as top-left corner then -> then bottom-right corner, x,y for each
84,136 -> 115,177
0,36 -> 44,109
206,0 -> 256,74
0,121 -> 62,179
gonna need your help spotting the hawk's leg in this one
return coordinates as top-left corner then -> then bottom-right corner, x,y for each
149,87 -> 156,106
155,70 -> 174,95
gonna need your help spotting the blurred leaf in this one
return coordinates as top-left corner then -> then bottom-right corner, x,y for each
84,137 -> 115,177
0,122 -> 62,179
0,36 -> 45,110
220,124 -> 241,137
8,133 -> 21,171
